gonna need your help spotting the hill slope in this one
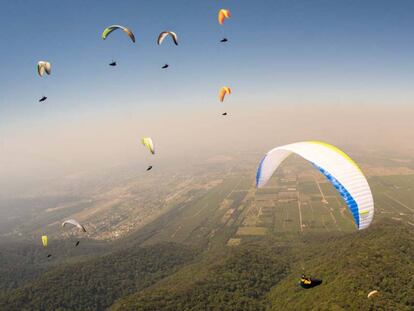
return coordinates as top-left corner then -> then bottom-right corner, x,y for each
267,220 -> 414,310
0,242 -> 198,311
1,220 -> 412,311
111,220 -> 413,311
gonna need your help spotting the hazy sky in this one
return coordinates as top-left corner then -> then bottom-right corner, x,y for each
1,0 -> 414,193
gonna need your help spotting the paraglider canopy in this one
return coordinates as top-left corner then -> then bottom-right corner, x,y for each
157,31 -> 178,45
141,137 -> 155,155
220,38 -> 228,43
218,9 -> 231,25
41,235 -> 48,247
102,25 -> 135,43
37,61 -> 51,77
162,64 -> 169,69
367,290 -> 379,298
256,141 -> 374,230
109,61 -> 117,66
39,96 -> 47,102
62,219 -> 86,232
219,86 -> 231,102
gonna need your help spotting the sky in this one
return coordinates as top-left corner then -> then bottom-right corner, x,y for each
1,0 -> 414,194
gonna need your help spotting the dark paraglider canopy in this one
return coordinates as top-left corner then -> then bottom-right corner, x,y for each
75,241 -> 80,247
222,112 -> 228,116
146,165 -> 153,171
299,275 -> 322,289
162,64 -> 169,69
39,96 -> 47,102
47,254 -> 52,258
220,38 -> 228,42
109,61 -> 117,66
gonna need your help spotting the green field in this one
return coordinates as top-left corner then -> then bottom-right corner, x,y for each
133,164 -> 414,250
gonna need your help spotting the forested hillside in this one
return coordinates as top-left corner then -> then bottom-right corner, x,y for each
1,220 -> 412,311
266,220 -> 414,311
111,220 -> 413,311
0,243 -> 197,311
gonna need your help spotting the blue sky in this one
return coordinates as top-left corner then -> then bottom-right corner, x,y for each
2,0 -> 414,131
2,0 -> 414,192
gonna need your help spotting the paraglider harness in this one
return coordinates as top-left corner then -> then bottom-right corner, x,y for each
300,274 -> 322,289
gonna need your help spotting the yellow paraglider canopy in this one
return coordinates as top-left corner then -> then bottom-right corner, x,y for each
141,137 -> 155,155
219,86 -> 231,102
218,9 -> 231,25
41,235 -> 48,247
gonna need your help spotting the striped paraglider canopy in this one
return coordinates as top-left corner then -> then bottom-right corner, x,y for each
256,141 -> 374,230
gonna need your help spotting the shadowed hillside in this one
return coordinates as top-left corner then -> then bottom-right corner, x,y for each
0,243 -> 198,311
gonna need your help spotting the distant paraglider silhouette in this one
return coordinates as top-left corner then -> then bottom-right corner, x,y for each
162,64 -> 169,69
109,61 -> 117,66
39,96 -> 47,102
220,38 -> 228,43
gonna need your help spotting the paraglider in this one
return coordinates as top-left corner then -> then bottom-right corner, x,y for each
41,235 -> 51,258
162,64 -> 169,69
37,61 -> 51,101
141,137 -> 155,155
102,25 -> 135,43
75,241 -> 80,247
300,275 -> 322,289
157,31 -> 178,45
62,219 -> 87,232
146,165 -> 153,171
220,38 -> 228,43
37,61 -> 51,77
218,9 -> 231,25
222,112 -> 228,116
109,61 -> 117,66
219,86 -> 231,102
368,290 -> 379,298
256,141 -> 374,230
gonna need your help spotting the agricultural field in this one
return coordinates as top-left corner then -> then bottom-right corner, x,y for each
127,156 -> 414,250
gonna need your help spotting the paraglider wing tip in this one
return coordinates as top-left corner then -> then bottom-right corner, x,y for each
255,156 -> 267,188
